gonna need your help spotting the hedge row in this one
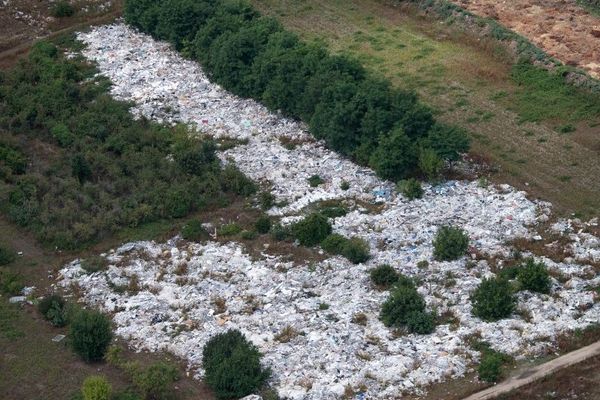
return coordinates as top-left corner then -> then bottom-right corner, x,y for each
0,41 -> 255,249
124,0 -> 470,181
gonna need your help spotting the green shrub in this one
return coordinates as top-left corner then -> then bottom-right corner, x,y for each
320,233 -> 347,254
130,361 -> 179,400
70,309 -> 113,362
218,223 -> 242,237
221,164 -> 257,196
291,213 -> 332,247
318,205 -> 347,218
51,1 -> 76,18
270,224 -> 290,241
397,178 -> 424,200
0,245 -> 16,266
380,285 -> 435,334
240,230 -> 258,240
51,123 -> 75,147
82,376 -> 111,400
341,237 -> 370,264
418,147 -> 443,181
405,310 -> 436,334
0,269 -> 24,295
203,329 -> 271,400
369,264 -> 399,289
81,256 -> 108,274
255,216 -> 272,234
308,175 -> 325,187
181,220 -> 208,241
477,352 -> 503,383
38,294 -> 68,327
517,258 -> 551,294
433,225 -> 469,261
471,277 -> 516,322
259,192 -> 275,210
340,180 -> 350,190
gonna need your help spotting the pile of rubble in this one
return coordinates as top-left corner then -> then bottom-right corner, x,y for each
56,23 -> 600,399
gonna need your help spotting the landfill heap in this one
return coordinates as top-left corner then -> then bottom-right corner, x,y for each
55,23 -> 600,399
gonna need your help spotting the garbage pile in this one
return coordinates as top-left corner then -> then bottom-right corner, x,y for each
58,23 -> 600,399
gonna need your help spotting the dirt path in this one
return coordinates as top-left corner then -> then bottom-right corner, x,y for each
463,340 -> 600,400
449,0 -> 600,79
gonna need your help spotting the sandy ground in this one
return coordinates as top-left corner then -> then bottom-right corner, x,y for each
450,0 -> 600,78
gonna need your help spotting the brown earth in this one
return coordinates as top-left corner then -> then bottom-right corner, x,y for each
450,0 -> 600,79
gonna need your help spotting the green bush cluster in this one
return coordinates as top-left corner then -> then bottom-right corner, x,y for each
477,351 -> 503,383
432,225 -> 469,261
202,329 -> 271,400
129,362 -> 179,400
470,277 -> 516,322
124,0 -> 470,182
0,269 -> 23,295
369,264 -> 412,289
181,219 -> 209,241
321,233 -> 370,264
38,294 -> 68,327
82,376 -> 111,400
255,215 -> 272,234
517,258 -> 551,294
70,309 -> 113,362
380,282 -> 436,334
0,42 -> 254,249
0,244 -> 16,266
291,213 -> 332,246
396,178 -> 423,200
51,1 -> 76,18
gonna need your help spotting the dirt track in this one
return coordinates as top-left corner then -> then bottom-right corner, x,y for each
463,340 -> 600,400
450,0 -> 600,79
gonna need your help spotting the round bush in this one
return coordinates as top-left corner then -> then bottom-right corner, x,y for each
405,310 -> 436,334
397,178 -> 423,200
478,352 -> 503,383
517,258 -> 551,294
320,233 -> 347,254
380,285 -> 426,328
369,264 -> 399,289
70,309 -> 113,362
470,277 -> 516,322
203,329 -> 271,400
131,361 -> 179,400
432,225 -> 469,261
341,237 -> 370,264
255,216 -> 272,234
291,213 -> 332,247
38,294 -> 68,327
181,220 -> 208,241
51,1 -> 76,18
82,375 -> 111,400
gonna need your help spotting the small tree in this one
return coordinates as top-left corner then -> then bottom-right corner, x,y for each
418,147 -> 443,181
130,361 -> 179,400
320,233 -> 347,254
517,258 -> 551,294
433,225 -> 469,261
82,376 -> 111,400
203,330 -> 271,400
291,213 -> 332,246
70,309 -> 113,362
397,178 -> 423,200
380,285 -> 432,333
471,277 -> 516,322
405,310 -> 436,334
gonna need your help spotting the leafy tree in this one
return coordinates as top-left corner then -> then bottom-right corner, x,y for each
433,225 -> 469,261
369,128 -> 417,181
291,213 -> 332,246
418,147 -> 443,181
369,264 -> 400,289
517,258 -> 551,294
341,237 -> 370,264
471,277 -> 516,322
203,329 -> 270,400
397,178 -> 424,200
130,362 -> 179,400
181,220 -> 208,241
405,310 -> 436,334
72,154 -> 92,184
478,352 -> 504,383
38,294 -> 68,327
154,0 -> 217,49
422,124 -> 470,161
380,285 -> 434,334
255,215 -> 271,234
70,309 -> 113,362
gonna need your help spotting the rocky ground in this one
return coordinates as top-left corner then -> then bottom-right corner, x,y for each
52,24 -> 600,399
450,0 -> 600,78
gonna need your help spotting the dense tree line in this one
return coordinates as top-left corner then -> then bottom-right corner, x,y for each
0,41 -> 255,249
124,0 -> 470,181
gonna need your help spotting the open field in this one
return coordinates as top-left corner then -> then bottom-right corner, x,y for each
251,0 -> 600,218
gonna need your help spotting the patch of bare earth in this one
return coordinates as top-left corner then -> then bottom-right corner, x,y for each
451,0 -> 600,79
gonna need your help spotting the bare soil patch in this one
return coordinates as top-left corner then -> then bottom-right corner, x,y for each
450,0 -> 600,79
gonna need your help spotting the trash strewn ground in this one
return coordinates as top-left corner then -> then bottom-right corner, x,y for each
54,23 -> 600,399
